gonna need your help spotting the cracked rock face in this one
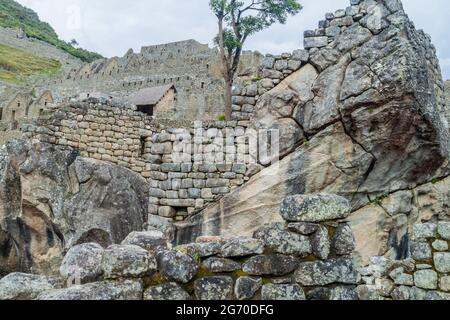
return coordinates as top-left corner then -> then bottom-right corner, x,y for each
175,0 -> 450,264
0,139 -> 148,276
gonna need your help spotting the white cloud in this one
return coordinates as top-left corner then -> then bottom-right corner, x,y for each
15,0 -> 450,79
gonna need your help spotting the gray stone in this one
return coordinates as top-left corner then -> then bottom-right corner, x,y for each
0,273 -> 62,300
307,287 -> 332,300
329,286 -> 358,300
0,140 -> 148,275
102,245 -> 155,279
220,238 -> 264,258
440,276 -> 450,292
60,243 -> 104,283
243,254 -> 298,276
304,36 -> 328,49
144,282 -> 190,300
274,59 -> 288,71
410,286 -> 427,300
262,56 -> 275,69
331,224 -> 355,256
410,240 -> 432,261
253,224 -> 311,257
261,284 -> 306,300
434,253 -> 450,273
432,240 -> 449,251
413,223 -> 437,239
391,286 -> 411,300
310,225 -> 330,259
280,194 -> 351,222
356,285 -> 384,301
202,258 -> 241,273
296,54 -> 351,133
425,291 -> 450,301
392,273 -> 414,286
177,241 -> 223,258
234,277 -> 262,300
292,49 -> 309,62
438,222 -> 450,240
287,222 -> 319,235
121,230 -> 168,255
156,250 -> 199,284
37,280 -> 143,300
414,270 -> 438,290
295,258 -> 360,286
194,276 -> 233,300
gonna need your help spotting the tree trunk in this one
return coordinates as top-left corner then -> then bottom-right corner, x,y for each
224,76 -> 233,121
217,17 -> 233,121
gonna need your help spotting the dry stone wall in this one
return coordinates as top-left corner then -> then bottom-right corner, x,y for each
231,49 -> 309,121
2,193 -> 449,300
25,40 -> 262,121
22,99 -> 262,222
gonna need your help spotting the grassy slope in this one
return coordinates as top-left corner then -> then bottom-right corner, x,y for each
0,0 -> 103,63
0,43 -> 61,83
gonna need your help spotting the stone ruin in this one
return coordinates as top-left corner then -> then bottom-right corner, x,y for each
0,38 -> 262,122
1,193 -> 449,300
0,0 -> 449,300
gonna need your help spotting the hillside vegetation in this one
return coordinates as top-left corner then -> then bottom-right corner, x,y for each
0,0 -> 102,62
0,43 -> 61,83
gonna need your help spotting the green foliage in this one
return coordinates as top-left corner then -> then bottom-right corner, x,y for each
431,178 -> 440,185
372,194 -> 389,206
209,0 -> 302,54
0,43 -> 61,83
214,28 -> 242,54
217,114 -> 227,121
251,75 -> 263,82
209,0 -> 302,119
0,0 -> 102,62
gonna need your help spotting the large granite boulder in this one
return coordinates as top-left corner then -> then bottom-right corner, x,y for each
0,139 -> 148,276
174,0 -> 450,265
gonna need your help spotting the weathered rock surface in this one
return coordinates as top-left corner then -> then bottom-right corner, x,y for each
143,282 -> 190,300
202,258 -> 241,273
281,194 -> 351,222
121,230 -> 168,255
219,238 -> 264,258
0,139 -> 148,275
177,123 -> 373,242
102,245 -> 155,279
332,224 -> 356,256
243,254 -> 298,276
37,279 -> 143,300
294,258 -> 360,286
234,276 -> 262,300
174,0 -> 450,268
194,276 -> 233,300
156,250 -> 199,284
253,223 -> 311,256
310,225 -> 331,259
0,273 -> 62,300
59,243 -> 104,283
261,284 -> 306,300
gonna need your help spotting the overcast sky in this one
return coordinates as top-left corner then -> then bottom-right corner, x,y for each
16,0 -> 450,79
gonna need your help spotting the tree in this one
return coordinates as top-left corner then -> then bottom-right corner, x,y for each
209,0 -> 302,120
69,39 -> 79,47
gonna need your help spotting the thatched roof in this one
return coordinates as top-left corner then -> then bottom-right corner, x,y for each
128,84 -> 176,106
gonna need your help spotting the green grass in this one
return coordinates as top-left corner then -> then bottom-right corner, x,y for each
0,0 -> 103,62
0,43 -> 61,83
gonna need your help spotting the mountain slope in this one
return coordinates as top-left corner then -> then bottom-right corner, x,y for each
0,43 -> 61,83
0,0 -> 102,62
